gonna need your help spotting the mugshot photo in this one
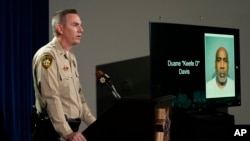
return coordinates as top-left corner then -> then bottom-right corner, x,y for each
205,33 -> 235,98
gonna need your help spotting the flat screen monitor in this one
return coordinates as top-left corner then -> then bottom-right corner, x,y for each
149,22 -> 241,111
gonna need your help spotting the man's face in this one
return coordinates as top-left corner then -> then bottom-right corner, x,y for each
60,13 -> 84,46
215,47 -> 229,84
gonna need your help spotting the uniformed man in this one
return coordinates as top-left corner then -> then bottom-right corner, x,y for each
32,9 -> 96,141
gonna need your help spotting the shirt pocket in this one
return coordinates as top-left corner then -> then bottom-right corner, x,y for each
58,66 -> 73,87
72,69 -> 81,94
60,69 -> 72,79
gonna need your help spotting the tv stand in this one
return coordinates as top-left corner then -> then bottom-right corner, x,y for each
170,109 -> 234,140
182,108 -> 228,118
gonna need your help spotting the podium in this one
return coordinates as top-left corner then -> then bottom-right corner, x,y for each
82,96 -> 174,141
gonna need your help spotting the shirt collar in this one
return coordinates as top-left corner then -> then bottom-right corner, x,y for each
51,37 -> 69,59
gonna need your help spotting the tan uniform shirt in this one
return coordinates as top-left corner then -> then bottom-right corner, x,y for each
32,37 -> 96,137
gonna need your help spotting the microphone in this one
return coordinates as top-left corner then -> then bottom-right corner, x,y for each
96,70 -> 121,99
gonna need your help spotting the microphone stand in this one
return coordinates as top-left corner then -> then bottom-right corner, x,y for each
105,81 -> 121,99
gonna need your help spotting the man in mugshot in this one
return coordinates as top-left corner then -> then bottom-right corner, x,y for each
206,47 -> 235,98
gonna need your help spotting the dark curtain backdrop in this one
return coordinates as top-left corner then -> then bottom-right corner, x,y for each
0,0 -> 49,141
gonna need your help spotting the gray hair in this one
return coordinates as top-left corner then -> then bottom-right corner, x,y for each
51,9 -> 78,36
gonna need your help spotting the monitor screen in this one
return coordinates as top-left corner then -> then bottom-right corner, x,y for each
149,22 -> 241,111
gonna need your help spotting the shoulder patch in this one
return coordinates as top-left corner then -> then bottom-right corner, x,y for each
41,55 -> 53,69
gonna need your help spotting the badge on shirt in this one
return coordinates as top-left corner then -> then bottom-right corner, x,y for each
63,66 -> 69,71
41,55 -> 53,69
